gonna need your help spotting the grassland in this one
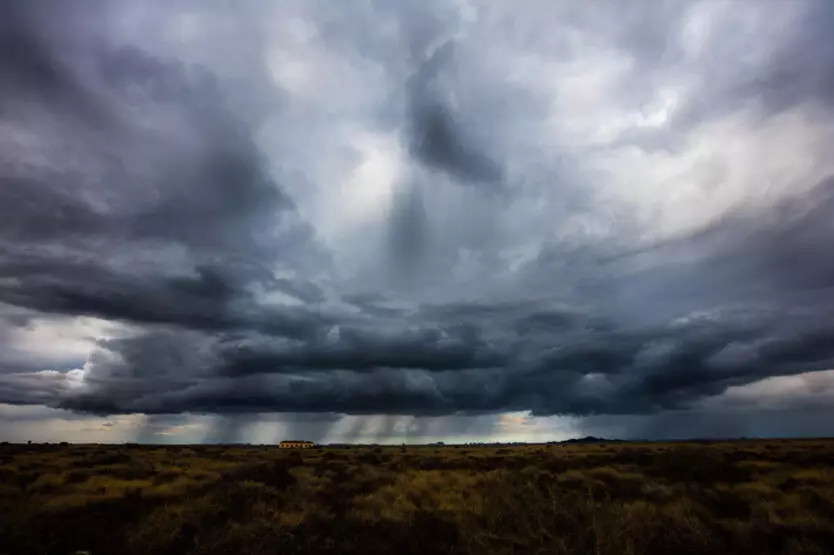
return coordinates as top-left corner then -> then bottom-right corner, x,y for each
2,439 -> 834,554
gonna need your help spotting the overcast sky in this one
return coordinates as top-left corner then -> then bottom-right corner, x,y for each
2,0 -> 834,444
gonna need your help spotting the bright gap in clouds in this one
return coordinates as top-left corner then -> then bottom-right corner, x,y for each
341,131 -> 403,225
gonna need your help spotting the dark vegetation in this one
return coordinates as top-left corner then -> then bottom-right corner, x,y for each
2,440 -> 834,554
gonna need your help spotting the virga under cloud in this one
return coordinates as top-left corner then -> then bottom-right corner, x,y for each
2,0 -> 834,442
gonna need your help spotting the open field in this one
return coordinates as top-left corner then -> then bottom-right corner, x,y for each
2,440 -> 834,554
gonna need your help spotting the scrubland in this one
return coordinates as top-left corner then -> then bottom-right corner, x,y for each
2,439 -> 834,554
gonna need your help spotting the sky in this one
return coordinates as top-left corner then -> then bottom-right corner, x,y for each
2,0 -> 834,444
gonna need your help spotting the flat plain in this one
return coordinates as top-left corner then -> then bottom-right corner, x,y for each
2,439 -> 834,554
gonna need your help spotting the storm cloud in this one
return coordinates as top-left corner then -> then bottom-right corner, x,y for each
2,0 -> 834,441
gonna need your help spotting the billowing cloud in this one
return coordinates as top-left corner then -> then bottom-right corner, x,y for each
1,0 -> 834,441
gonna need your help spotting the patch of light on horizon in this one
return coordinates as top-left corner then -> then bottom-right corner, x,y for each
702,369 -> 834,411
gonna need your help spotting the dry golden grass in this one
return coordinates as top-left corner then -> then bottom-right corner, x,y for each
2,440 -> 834,554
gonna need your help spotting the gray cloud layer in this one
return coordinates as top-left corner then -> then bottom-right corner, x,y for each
2,1 -> 834,438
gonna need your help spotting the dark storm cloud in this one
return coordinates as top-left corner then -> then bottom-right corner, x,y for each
0,2 -> 329,341
406,41 -> 503,188
0,245 -> 325,341
221,321 -> 506,375
0,41 -> 297,255
30,300 -> 834,417
2,0 -> 834,441
0,2 -> 106,120
409,100 -> 503,185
